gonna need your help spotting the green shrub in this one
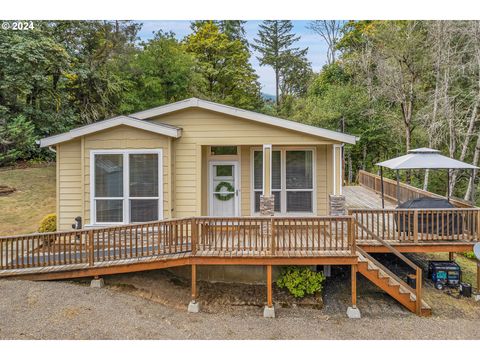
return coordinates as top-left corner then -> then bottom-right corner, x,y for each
461,251 -> 476,259
38,213 -> 56,233
276,266 -> 326,298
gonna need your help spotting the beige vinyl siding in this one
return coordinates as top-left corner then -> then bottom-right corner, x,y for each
150,108 -> 340,217
316,145 -> 329,215
55,108 -> 341,226
240,146 -> 251,216
57,140 -> 82,231
82,126 -> 171,224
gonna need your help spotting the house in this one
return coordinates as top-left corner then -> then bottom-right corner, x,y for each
39,98 -> 356,230
2,98 -> 478,319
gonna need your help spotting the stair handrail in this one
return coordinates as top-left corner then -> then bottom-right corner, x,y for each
355,246 -> 415,294
354,219 -> 423,315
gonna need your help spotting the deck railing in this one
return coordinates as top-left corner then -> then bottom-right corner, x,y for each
0,216 -> 355,271
358,170 -> 474,208
349,208 -> 480,243
0,218 -> 193,270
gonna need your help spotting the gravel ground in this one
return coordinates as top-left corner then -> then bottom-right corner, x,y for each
1,266 -> 479,339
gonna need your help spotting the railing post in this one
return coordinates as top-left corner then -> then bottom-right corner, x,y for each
349,217 -> 355,255
416,267 -> 422,315
270,217 -> 275,255
413,210 -> 419,243
477,210 -> 480,241
88,230 -> 94,266
191,218 -> 197,255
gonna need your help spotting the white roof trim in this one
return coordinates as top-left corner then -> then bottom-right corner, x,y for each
39,116 -> 182,147
131,98 -> 357,144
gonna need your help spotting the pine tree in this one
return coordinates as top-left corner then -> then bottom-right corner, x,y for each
218,21 -> 248,44
252,20 -> 308,107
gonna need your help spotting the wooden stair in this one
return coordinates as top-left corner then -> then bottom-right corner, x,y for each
357,251 -> 432,316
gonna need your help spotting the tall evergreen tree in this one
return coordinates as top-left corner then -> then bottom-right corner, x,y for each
217,20 -> 248,44
253,20 -> 308,107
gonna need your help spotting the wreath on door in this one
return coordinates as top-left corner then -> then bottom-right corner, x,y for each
215,181 -> 235,201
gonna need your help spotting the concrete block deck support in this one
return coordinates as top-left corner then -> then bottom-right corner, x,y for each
347,264 -> 361,319
188,264 -> 200,313
90,276 -> 104,288
263,264 -> 275,318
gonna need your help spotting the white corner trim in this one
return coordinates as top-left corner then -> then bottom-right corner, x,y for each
39,116 -> 181,147
333,144 -> 343,196
131,98 -> 357,144
262,144 -> 272,197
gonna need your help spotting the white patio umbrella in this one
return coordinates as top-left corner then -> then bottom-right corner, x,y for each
375,148 -> 479,207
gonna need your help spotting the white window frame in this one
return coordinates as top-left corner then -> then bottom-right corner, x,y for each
89,149 -> 163,226
250,146 -> 316,216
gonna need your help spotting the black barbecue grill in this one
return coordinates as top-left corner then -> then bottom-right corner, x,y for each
395,197 -> 463,235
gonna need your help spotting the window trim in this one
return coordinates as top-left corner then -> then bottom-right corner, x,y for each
250,146 -> 316,216
89,149 -> 163,226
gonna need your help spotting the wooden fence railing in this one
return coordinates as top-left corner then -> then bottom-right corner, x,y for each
358,170 -> 473,208
349,208 -> 480,243
0,216 -> 355,271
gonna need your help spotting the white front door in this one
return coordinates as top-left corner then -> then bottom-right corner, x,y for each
209,161 -> 240,216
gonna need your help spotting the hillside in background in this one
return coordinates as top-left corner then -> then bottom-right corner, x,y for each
0,165 -> 56,235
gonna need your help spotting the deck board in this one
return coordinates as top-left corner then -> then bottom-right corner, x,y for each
344,185 -> 396,210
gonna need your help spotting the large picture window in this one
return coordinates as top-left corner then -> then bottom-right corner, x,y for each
253,148 -> 314,214
91,150 -> 162,224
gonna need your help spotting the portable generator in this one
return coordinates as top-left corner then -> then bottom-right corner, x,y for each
428,261 -> 461,290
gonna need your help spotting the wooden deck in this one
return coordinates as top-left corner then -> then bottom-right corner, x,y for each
344,185 -> 396,210
345,184 -> 478,251
0,174 -> 479,280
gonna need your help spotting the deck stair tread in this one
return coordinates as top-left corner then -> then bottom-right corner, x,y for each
356,250 -> 431,316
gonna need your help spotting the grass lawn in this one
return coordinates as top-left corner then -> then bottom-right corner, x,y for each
0,164 -> 56,236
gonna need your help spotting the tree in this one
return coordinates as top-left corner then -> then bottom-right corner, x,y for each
308,20 -> 344,65
218,21 -> 248,44
190,20 -> 248,44
184,22 -> 262,110
253,20 -> 308,107
118,31 -> 201,113
59,20 -> 141,124
0,116 -> 36,166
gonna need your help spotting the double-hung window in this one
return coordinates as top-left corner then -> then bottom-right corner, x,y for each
253,148 -> 314,214
91,150 -> 162,224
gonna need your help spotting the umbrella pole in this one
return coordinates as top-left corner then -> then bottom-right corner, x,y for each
380,167 -> 385,209
447,169 -> 450,203
471,168 -> 476,206
396,170 -> 400,205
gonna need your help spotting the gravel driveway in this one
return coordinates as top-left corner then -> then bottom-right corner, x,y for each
1,270 -> 479,339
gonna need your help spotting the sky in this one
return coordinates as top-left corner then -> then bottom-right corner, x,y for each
136,20 -> 330,95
